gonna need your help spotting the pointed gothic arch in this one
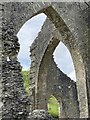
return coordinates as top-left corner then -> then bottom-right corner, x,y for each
2,2 -> 89,119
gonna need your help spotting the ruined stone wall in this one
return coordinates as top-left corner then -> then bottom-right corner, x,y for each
29,2 -> 90,118
0,1 -> 90,119
0,3 -> 2,120
1,2 -> 30,119
30,18 -> 79,117
48,57 -> 79,118
30,18 -> 56,111
37,50 -> 80,118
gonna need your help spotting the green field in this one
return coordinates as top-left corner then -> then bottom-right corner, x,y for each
21,70 -> 59,117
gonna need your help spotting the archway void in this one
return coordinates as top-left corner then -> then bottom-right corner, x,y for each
17,13 -> 47,70
16,13 -> 47,93
53,42 -> 76,81
48,95 -> 60,118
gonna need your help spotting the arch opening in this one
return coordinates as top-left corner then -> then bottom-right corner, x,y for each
53,41 -> 76,81
2,2 -> 87,118
17,13 -> 47,93
48,95 -> 60,118
17,13 -> 47,70
16,5 -> 87,117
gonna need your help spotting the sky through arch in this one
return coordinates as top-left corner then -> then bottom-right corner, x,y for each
53,42 -> 76,81
17,13 -> 47,70
17,13 -> 76,81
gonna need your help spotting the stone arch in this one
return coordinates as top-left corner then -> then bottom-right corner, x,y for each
8,2 -> 52,34
36,35 -> 80,117
29,4 -> 88,117
30,7 -> 87,117
36,30 -> 86,118
51,93 -> 65,118
46,92 -> 66,118
2,2 -> 89,118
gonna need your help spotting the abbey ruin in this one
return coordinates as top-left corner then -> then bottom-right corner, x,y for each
0,1 -> 90,119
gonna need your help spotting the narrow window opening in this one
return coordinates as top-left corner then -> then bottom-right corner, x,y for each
48,95 -> 60,118
53,42 -> 76,81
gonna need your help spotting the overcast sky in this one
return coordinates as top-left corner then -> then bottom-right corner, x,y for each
17,13 -> 76,81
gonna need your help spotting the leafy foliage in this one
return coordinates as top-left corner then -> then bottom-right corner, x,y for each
48,95 -> 59,118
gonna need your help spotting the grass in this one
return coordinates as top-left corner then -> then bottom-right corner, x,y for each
21,70 -> 30,94
21,70 -> 59,118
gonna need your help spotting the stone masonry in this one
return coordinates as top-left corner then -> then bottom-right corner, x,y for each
0,1 -> 90,119
30,18 -> 80,118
